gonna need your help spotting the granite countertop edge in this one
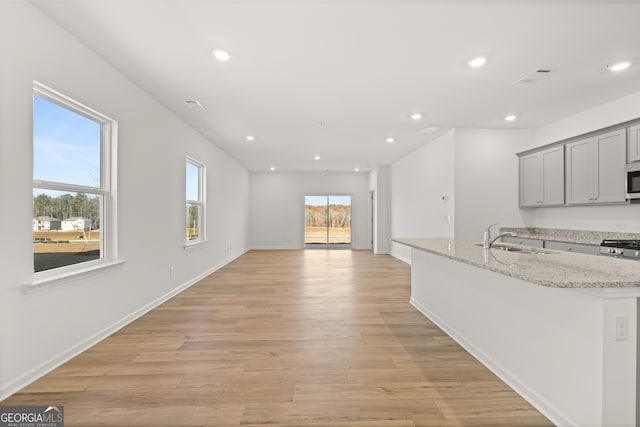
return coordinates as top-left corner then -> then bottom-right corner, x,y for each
393,237 -> 640,289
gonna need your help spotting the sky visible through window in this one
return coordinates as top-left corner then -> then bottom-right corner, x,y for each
305,195 -> 352,206
33,95 -> 101,192
186,162 -> 200,201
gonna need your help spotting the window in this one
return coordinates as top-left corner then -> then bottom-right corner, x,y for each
32,82 -> 118,283
185,157 -> 205,246
304,195 -> 352,247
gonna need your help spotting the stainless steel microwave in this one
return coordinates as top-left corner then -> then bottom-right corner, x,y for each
626,162 -> 640,199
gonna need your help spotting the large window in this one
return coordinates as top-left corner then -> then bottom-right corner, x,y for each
32,82 -> 117,279
185,157 -> 205,245
304,195 -> 352,247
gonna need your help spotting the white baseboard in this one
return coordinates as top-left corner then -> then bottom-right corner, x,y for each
251,245 -> 302,250
251,245 -> 373,251
0,249 -> 248,402
391,252 -> 411,264
409,297 -> 573,427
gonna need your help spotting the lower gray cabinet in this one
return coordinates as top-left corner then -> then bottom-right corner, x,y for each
501,236 -> 600,255
501,236 -> 544,248
543,240 -> 600,255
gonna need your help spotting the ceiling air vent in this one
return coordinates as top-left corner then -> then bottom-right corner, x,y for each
519,68 -> 552,83
185,100 -> 205,110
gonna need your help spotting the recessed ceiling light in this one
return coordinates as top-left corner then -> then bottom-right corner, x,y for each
269,166 -> 275,171
504,115 -> 517,122
468,56 -> 487,68
212,49 -> 231,61
354,168 -> 360,172
410,113 -> 422,121
606,61 -> 631,72
386,137 -> 395,144
246,135 -> 255,141
314,155 -> 321,160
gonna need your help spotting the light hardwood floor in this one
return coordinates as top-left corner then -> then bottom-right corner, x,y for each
2,250 -> 553,426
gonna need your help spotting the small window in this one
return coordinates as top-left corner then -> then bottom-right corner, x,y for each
32,82 -> 117,278
185,157 -> 205,245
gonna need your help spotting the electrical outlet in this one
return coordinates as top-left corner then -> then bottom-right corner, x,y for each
615,316 -> 628,341
614,223 -> 626,230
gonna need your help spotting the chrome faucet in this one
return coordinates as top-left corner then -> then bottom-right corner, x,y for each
483,223 -> 515,248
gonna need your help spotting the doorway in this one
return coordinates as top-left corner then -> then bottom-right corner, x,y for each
304,195 -> 352,248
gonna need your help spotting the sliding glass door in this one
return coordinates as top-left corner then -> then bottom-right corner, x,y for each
304,195 -> 351,247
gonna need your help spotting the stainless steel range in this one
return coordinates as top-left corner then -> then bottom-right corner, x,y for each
600,240 -> 640,259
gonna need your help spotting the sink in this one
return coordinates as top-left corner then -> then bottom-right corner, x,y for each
475,243 -> 555,255
491,243 -> 527,252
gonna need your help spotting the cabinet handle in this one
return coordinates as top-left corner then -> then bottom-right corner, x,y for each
567,247 -> 572,251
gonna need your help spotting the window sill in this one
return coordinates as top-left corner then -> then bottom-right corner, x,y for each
184,239 -> 208,250
23,259 -> 127,294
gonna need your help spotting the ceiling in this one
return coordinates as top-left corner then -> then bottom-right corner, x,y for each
32,0 -> 640,173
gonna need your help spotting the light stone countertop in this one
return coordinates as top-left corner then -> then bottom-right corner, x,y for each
393,237 -> 640,288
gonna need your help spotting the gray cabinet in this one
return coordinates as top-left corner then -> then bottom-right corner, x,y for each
519,146 -> 564,207
502,236 -> 600,255
566,129 -> 626,205
628,124 -> 640,163
520,153 -> 541,207
501,236 -> 544,248
543,240 -> 600,255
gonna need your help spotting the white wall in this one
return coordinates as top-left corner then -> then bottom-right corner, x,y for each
532,90 -> 640,232
390,131 -> 456,262
389,128 -> 534,262
0,2 -> 250,400
250,172 -> 370,249
454,128 -> 534,239
369,166 -> 392,254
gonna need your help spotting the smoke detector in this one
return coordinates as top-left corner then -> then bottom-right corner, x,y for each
519,68 -> 552,83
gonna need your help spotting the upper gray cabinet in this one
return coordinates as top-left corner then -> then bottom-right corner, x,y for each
628,124 -> 640,163
519,146 -> 564,207
565,129 -> 626,205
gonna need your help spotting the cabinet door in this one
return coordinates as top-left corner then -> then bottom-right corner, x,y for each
501,236 -> 544,248
628,124 -> 640,163
566,138 -> 595,204
540,146 -> 564,205
544,240 -> 600,255
595,129 -> 626,203
519,152 -> 541,207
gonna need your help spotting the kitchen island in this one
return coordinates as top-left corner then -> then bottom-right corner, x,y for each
394,237 -> 640,427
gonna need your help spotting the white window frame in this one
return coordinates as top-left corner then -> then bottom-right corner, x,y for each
26,82 -> 122,292
184,156 -> 206,249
